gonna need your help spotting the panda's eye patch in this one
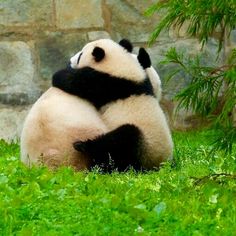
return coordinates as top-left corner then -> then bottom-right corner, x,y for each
77,53 -> 83,64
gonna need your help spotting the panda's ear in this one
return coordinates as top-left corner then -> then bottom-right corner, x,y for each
119,39 -> 133,52
137,48 -> 151,69
92,47 -> 105,62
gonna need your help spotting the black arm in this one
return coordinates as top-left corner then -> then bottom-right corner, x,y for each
52,67 -> 154,109
52,69 -> 76,94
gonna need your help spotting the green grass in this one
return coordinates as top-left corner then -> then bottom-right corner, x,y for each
0,130 -> 235,236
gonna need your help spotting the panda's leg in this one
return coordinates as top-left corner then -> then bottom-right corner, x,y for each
73,124 -> 143,172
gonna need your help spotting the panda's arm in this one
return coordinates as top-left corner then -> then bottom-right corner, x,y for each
52,67 -> 109,107
52,67 -> 154,109
52,68 -> 95,98
52,69 -> 76,93
52,67 -> 103,94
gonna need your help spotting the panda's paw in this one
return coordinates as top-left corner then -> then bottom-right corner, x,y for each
137,48 -> 151,69
52,69 -> 75,90
73,139 -> 99,157
73,140 -> 90,153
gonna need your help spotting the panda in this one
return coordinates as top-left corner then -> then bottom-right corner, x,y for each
53,38 -> 173,172
20,86 -> 108,170
20,39 -> 159,171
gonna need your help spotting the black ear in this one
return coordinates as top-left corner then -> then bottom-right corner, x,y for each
137,48 -> 151,69
119,39 -> 133,52
92,47 -> 105,62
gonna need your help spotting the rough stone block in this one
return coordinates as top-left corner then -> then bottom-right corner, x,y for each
0,41 -> 34,86
88,31 -> 111,41
56,0 -> 104,29
125,0 -> 157,14
37,32 -> 87,80
0,105 -> 30,141
106,0 -> 165,43
0,0 -> 53,27
0,41 -> 40,105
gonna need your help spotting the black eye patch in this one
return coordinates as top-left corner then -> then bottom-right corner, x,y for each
77,52 -> 83,64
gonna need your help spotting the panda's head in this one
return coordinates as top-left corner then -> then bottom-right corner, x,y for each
70,39 -> 146,82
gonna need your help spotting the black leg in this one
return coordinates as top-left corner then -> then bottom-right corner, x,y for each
73,124 -> 143,172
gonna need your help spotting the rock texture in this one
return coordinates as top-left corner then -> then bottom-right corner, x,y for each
0,105 -> 30,141
0,41 -> 40,105
55,0 -> 104,29
0,0 -> 53,27
0,0 -> 235,139
37,32 -> 87,81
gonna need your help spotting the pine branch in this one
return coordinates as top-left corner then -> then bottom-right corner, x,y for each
147,0 -> 236,49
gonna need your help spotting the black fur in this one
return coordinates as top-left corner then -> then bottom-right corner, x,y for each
77,52 -> 83,64
137,48 -> 151,69
119,39 -> 133,52
73,124 -> 143,172
92,47 -> 105,62
52,67 -> 154,109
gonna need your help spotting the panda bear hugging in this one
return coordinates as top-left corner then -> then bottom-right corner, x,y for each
53,39 -> 173,172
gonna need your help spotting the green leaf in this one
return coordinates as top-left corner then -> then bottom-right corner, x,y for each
153,202 -> 166,215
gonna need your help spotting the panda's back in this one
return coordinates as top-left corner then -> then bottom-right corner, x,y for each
20,87 -> 107,169
35,87 -> 105,130
101,95 -> 173,168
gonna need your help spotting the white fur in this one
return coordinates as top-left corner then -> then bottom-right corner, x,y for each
145,66 -> 162,101
20,87 -> 108,170
131,53 -> 162,100
70,39 -> 146,82
71,44 -> 162,100
101,95 -> 173,168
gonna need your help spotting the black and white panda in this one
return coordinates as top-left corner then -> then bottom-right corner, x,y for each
53,38 -> 173,172
20,85 -> 108,170
20,39 -> 159,171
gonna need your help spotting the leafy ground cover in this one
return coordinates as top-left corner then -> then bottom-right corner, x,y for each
0,130 -> 235,235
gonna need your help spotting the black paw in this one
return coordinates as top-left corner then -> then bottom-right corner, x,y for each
137,48 -> 151,69
52,68 -> 75,90
73,139 -> 103,158
73,141 -> 90,153
52,68 -> 70,80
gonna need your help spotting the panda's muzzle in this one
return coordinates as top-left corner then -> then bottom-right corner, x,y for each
70,51 -> 83,69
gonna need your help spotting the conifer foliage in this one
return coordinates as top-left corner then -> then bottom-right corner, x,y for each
147,0 -> 236,153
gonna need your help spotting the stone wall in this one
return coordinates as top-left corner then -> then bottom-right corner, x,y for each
0,0 -> 235,140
